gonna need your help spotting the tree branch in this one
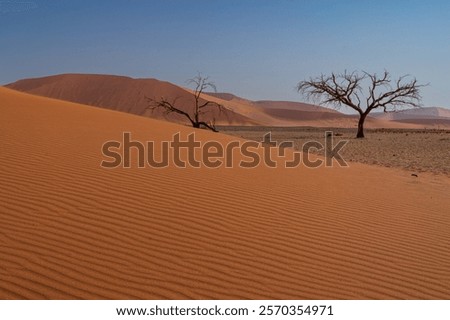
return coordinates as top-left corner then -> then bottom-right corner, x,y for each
146,74 -> 224,132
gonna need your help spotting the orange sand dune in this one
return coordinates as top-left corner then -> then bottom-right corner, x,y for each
6,73 -> 253,125
203,92 -> 423,128
7,74 -> 427,129
1,87 -> 450,299
203,92 -> 347,126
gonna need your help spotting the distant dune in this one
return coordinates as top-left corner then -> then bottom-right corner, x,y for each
6,73 -> 254,125
263,108 -> 345,121
203,92 -> 419,128
204,92 -> 448,128
9,74 -> 449,129
392,118 -> 450,127
371,107 -> 450,128
1,86 -> 450,299
372,107 -> 450,120
253,100 -> 339,113
205,92 -> 345,124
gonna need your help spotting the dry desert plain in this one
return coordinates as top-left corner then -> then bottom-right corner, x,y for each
220,126 -> 450,176
1,86 -> 450,299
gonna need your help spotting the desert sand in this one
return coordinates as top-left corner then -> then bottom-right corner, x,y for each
221,127 -> 450,175
1,87 -> 450,299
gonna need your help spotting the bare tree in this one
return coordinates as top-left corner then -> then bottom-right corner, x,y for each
148,74 -> 225,132
297,70 -> 425,138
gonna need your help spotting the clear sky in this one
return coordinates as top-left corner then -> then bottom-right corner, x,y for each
1,0 -> 449,109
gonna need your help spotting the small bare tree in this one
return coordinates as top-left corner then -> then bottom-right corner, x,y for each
297,70 -> 425,138
148,74 -> 225,132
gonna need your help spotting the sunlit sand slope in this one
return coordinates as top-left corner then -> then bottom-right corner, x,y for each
1,87 -> 450,299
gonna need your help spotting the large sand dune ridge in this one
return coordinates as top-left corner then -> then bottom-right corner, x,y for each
1,87 -> 450,299
9,74 -> 446,129
6,74 -> 253,125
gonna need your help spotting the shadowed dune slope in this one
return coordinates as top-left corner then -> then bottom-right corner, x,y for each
6,74 -> 253,125
1,87 -> 450,299
253,100 -> 339,113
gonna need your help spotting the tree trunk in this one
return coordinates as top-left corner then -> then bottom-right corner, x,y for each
356,113 -> 367,138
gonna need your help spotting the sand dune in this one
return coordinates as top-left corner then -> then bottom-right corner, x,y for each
204,92 -> 424,128
392,118 -> 450,127
371,107 -> 450,129
204,92 -> 349,126
253,100 -> 339,113
254,108 -> 419,128
1,87 -> 450,299
7,74 -> 434,129
6,73 -> 253,125
372,107 -> 450,121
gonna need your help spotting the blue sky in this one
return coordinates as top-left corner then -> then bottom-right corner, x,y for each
1,0 -> 449,109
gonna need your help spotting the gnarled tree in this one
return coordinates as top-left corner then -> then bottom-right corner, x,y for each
297,71 -> 425,138
148,74 -> 224,132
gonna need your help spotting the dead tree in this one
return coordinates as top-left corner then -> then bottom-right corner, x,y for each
297,70 -> 425,138
148,74 -> 224,132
